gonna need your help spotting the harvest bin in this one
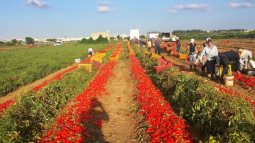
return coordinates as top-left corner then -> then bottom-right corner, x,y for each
78,64 -> 92,72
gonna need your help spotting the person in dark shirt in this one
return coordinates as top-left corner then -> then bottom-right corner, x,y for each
219,50 -> 240,78
176,37 -> 181,54
139,39 -> 143,48
155,38 -> 161,55
187,39 -> 198,71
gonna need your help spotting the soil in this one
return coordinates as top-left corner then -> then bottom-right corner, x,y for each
0,63 -> 79,104
86,53 -> 150,142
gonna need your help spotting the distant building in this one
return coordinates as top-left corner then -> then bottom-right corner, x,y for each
147,32 -> 160,39
130,29 -> 139,40
120,34 -> 129,39
91,30 -> 110,41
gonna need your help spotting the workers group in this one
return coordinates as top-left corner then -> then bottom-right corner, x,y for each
187,38 -> 252,80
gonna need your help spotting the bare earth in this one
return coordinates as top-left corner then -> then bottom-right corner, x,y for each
86,57 -> 150,142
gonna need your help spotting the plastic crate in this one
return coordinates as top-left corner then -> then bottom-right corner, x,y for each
91,56 -> 102,63
179,54 -> 188,60
78,64 -> 92,72
109,56 -> 118,61
94,53 -> 105,58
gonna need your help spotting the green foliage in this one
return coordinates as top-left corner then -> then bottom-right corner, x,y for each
0,44 -> 118,142
80,35 -> 109,44
11,39 -> 17,45
0,43 -> 109,96
25,37 -> 34,45
133,45 -> 255,142
0,69 -> 94,142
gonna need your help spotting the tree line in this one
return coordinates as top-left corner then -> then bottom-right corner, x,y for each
172,29 -> 255,40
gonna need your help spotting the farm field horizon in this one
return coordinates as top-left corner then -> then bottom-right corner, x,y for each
0,40 -> 254,142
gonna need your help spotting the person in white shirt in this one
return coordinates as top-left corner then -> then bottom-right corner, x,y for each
199,39 -> 218,78
147,40 -> 152,52
88,48 -> 94,58
238,49 -> 252,71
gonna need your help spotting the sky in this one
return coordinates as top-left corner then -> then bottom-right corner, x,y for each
0,0 -> 255,40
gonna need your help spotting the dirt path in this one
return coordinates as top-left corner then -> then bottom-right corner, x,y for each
0,63 -> 79,104
87,57 -> 150,142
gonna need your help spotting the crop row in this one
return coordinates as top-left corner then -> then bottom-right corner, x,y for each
132,44 -> 255,142
41,44 -> 122,142
127,43 -> 192,142
0,44 -> 118,142
0,43 -> 111,96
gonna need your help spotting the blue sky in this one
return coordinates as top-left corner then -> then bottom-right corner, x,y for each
0,0 -> 255,40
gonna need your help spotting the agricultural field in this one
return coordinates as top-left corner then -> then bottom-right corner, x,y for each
0,40 -> 254,143
0,43 -> 111,97
177,38 -> 255,53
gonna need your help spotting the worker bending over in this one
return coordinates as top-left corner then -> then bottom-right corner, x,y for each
219,51 -> 240,78
238,49 -> 252,71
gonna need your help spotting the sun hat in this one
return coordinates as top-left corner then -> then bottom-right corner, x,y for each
206,37 -> 211,42
190,39 -> 195,43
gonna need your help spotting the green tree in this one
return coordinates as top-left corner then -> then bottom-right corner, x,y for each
25,37 -> 34,45
116,35 -> 120,40
11,39 -> 17,45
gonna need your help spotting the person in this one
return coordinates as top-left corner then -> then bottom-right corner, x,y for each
139,39 -> 143,48
219,51 -> 240,78
88,48 -> 94,58
176,37 -> 181,54
199,39 -> 218,78
199,38 -> 210,76
187,39 -> 198,71
238,49 -> 252,71
151,38 -> 155,49
147,40 -> 152,52
155,38 -> 161,55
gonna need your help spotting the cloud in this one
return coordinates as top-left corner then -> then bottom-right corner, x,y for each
25,0 -> 50,8
169,10 -> 177,13
227,3 -> 253,8
96,1 -> 115,13
97,1 -> 112,5
174,4 -> 211,11
97,6 -> 116,13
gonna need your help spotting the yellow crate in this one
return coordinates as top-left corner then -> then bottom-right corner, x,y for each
150,53 -> 161,59
78,64 -> 92,72
144,52 -> 150,57
179,54 -> 188,60
94,53 -> 105,58
91,56 -> 102,63
109,56 -> 118,61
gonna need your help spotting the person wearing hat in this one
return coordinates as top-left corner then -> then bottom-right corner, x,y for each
187,38 -> 198,71
88,48 -> 94,58
238,49 -> 252,71
199,39 -> 218,78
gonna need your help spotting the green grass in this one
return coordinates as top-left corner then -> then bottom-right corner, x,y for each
0,43 -> 113,96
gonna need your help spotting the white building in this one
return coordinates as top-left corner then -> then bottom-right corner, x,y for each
147,32 -> 160,39
120,34 -> 129,39
130,29 -> 139,40
91,30 -> 110,41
